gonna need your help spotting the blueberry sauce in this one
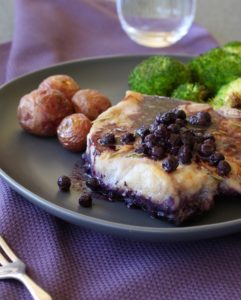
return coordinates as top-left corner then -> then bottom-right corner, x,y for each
97,106 -> 231,176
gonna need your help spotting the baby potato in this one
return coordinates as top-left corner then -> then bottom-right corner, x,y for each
57,113 -> 92,152
17,88 -> 74,136
39,74 -> 80,100
72,89 -> 111,120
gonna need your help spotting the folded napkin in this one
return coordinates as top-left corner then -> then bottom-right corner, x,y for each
1,1 -> 241,300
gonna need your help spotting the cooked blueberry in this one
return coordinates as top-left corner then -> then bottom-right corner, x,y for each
178,145 -> 192,164
199,142 -> 216,157
217,160 -> 231,176
156,112 -> 176,125
175,118 -> 186,127
136,126 -> 150,138
167,123 -> 180,133
203,132 -> 215,141
151,146 -> 165,160
144,134 -> 157,148
180,127 -> 189,134
204,138 -> 215,146
198,111 -> 212,125
149,121 -> 159,133
168,134 -> 182,147
188,115 -> 198,125
135,144 -> 149,155
86,177 -> 100,191
100,133 -> 116,145
181,131 -> 194,147
188,111 -> 211,127
154,124 -> 169,138
169,146 -> 180,156
174,109 -> 186,120
193,131 -> 204,143
209,152 -> 225,166
57,175 -> 71,192
162,156 -> 179,172
79,192 -> 92,207
120,133 -> 135,145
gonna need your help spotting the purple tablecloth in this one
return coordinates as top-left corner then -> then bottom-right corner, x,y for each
1,1 -> 241,300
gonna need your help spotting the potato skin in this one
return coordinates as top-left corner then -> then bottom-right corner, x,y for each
17,88 -> 74,136
72,89 -> 111,120
57,113 -> 92,152
39,74 -> 80,100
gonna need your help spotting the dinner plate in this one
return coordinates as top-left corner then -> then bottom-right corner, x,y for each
1,55 -> 241,242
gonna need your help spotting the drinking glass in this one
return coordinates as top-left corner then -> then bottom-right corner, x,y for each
116,0 -> 196,48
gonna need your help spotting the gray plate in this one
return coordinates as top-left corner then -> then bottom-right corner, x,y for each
1,55 -> 241,242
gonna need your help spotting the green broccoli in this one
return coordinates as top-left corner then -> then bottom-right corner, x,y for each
210,78 -> 241,109
188,48 -> 241,95
172,83 -> 208,103
128,56 -> 191,96
223,41 -> 241,57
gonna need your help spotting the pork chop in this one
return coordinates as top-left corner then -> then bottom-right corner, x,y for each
85,91 -> 241,224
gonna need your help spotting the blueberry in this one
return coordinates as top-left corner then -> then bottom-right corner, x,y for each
199,142 -> 216,157
162,156 -> 179,172
151,146 -> 165,160
135,144 -> 149,155
136,126 -> 150,138
100,133 -> 116,145
180,127 -> 189,134
149,122 -> 159,133
156,112 -> 176,125
144,134 -> 157,148
168,134 -> 182,147
174,109 -> 186,120
193,131 -> 204,143
209,152 -> 225,166
204,138 -> 215,145
167,123 -> 180,133
175,118 -> 186,127
169,146 -> 180,156
120,133 -> 135,145
181,131 -> 194,147
188,111 -> 212,127
203,132 -> 215,142
154,124 -> 169,138
79,193 -> 92,207
57,176 -> 71,192
178,145 -> 192,164
86,177 -> 100,191
217,160 -> 231,176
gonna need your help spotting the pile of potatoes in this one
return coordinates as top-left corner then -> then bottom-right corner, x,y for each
17,75 -> 112,152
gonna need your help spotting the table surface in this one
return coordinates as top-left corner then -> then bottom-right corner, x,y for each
0,0 -> 240,46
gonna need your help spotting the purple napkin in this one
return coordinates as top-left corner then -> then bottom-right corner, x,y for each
1,1 -> 241,300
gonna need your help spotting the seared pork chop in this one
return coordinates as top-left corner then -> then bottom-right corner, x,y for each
85,91 -> 241,224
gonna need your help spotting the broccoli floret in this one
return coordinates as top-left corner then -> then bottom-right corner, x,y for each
223,41 -> 241,57
172,83 -> 208,103
188,48 -> 241,95
211,78 -> 241,109
128,56 -> 191,96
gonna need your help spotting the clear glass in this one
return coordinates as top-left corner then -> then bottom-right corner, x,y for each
116,0 -> 196,48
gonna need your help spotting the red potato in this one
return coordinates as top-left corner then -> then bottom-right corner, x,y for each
39,74 -> 80,100
17,88 -> 74,136
57,113 -> 92,152
72,89 -> 112,120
